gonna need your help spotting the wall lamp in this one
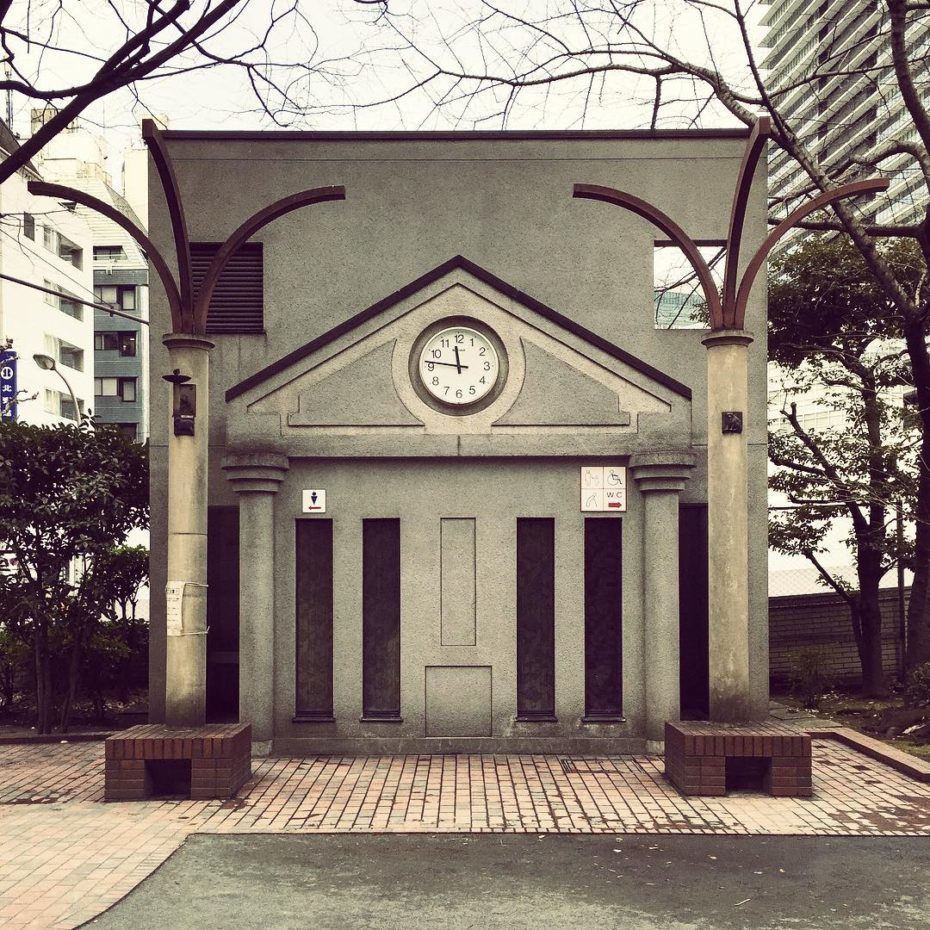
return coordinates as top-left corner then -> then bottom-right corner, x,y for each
162,368 -> 195,436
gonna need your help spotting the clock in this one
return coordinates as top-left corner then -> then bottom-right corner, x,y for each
417,323 -> 500,407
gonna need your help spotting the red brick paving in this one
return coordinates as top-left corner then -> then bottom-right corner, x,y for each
1,739 -> 929,928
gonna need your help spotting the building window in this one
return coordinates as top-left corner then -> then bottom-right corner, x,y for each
93,245 -> 126,263
45,389 -> 82,421
116,423 -> 138,440
43,225 -> 56,251
58,234 -> 83,270
94,377 -> 136,401
653,243 -> 724,329
94,331 -> 137,356
23,213 -> 35,240
58,342 -> 84,372
95,285 -> 137,311
44,280 -> 83,321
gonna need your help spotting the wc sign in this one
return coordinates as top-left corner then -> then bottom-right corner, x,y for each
302,489 -> 327,513
0,350 -> 17,421
580,465 -> 627,512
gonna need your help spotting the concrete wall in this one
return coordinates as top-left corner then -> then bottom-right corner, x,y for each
147,131 -> 769,741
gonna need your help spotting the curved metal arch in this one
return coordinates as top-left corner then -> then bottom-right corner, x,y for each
193,185 -> 346,333
142,119 -> 193,313
573,183 -> 724,328
28,180 -> 186,329
723,117 -> 771,313
734,178 -> 891,325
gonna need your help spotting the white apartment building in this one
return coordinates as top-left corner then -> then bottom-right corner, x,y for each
762,0 -> 930,228
0,121 -> 94,425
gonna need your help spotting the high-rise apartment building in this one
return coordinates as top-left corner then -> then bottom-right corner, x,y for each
762,0 -> 930,228
35,115 -> 149,441
0,121 -> 94,425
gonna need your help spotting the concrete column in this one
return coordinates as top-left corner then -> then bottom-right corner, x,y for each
630,452 -> 695,751
163,333 -> 214,727
222,452 -> 290,755
702,330 -> 754,721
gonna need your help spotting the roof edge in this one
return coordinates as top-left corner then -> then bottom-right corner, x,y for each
226,256 -> 693,403
165,128 -> 750,143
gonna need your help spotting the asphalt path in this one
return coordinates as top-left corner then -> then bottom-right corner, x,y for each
83,834 -> 929,929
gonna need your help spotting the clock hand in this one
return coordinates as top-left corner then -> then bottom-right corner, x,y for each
453,345 -> 463,374
425,360 -> 469,370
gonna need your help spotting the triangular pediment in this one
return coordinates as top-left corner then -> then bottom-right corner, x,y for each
225,257 -> 692,455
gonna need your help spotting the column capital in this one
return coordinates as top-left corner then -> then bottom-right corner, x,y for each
163,332 -> 216,352
701,329 -> 753,350
629,450 -> 695,493
222,452 -> 290,494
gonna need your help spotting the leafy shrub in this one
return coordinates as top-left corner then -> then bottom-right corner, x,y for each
905,663 -> 930,709
788,647 -> 831,710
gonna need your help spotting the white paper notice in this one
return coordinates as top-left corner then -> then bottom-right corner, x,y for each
166,582 -> 184,636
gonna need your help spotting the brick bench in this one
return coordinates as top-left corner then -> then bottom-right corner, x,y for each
105,723 -> 251,801
665,721 -> 812,797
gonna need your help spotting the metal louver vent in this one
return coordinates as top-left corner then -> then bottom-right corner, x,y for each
191,242 -> 264,334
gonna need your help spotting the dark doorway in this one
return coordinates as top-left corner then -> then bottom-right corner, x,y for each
584,517 -> 623,718
679,504 -> 709,719
516,517 -> 556,720
206,505 -> 240,722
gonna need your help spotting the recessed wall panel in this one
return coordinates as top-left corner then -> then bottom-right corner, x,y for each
441,518 -> 477,646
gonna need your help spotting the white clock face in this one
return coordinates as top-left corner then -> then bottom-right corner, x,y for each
417,325 -> 500,406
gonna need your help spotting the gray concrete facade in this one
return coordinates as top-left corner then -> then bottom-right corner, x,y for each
147,131 -> 769,752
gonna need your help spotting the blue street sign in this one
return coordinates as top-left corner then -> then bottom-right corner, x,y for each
0,350 -> 17,421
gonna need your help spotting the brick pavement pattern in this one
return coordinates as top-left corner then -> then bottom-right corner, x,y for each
1,739 -> 929,928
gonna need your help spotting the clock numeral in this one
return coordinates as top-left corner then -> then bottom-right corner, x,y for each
431,349 -> 442,358
455,333 -> 464,344
483,362 -> 491,371
444,386 -> 450,395
469,385 -> 476,395
479,376 -> 486,385
432,377 -> 439,386
426,362 -> 435,372
455,389 -> 463,399
441,338 -> 450,348
478,347 -> 486,356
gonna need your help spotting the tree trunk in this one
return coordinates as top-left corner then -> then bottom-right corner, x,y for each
857,587 -> 887,697
33,625 -> 53,734
904,322 -> 930,671
58,634 -> 84,734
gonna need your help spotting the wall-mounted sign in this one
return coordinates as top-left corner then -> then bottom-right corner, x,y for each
165,581 -> 184,636
0,350 -> 17,421
580,465 -> 627,512
302,489 -> 326,513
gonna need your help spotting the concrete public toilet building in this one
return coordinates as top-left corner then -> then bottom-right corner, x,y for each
146,129 -> 770,755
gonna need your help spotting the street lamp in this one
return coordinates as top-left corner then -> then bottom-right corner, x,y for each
33,353 -> 81,423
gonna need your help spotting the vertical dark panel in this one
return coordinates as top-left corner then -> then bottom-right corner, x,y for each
295,519 -> 334,719
679,504 -> 710,719
584,517 -> 623,718
516,518 -> 556,719
206,506 -> 239,722
363,518 -> 401,718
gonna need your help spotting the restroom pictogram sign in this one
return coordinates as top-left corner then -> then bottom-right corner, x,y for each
302,489 -> 327,513
580,466 -> 626,512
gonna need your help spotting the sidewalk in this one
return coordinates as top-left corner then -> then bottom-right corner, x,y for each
1,738 -> 930,928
